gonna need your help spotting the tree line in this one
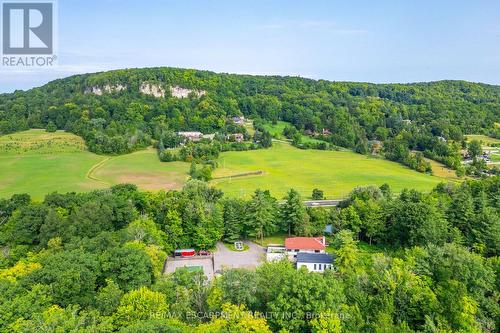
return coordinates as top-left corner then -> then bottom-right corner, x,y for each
0,177 -> 498,332
0,67 -> 498,173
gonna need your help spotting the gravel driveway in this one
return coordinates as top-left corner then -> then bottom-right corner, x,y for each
214,241 -> 265,273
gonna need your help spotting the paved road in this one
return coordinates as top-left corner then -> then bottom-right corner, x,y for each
214,241 -> 265,273
304,200 -> 342,207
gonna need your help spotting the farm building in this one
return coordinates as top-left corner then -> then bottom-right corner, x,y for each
296,253 -> 334,273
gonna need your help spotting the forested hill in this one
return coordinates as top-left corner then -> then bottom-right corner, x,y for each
1,67 -> 499,159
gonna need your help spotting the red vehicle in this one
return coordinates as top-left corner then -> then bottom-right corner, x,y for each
174,249 -> 196,257
198,250 -> 210,256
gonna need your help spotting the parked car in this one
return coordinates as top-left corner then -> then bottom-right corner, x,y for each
198,250 -> 210,256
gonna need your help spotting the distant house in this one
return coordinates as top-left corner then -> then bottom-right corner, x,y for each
232,116 -> 245,125
437,136 -> 447,142
296,253 -> 334,272
177,132 -> 214,142
178,131 -> 203,141
266,236 -> 327,262
227,133 -> 244,142
321,129 -> 332,136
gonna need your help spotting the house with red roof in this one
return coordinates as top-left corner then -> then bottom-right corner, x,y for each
266,236 -> 327,262
285,237 -> 326,258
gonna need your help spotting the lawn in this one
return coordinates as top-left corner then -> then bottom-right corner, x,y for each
262,121 -> 289,139
465,135 -> 500,146
262,120 -> 326,145
223,242 -> 250,252
0,130 -> 190,199
1,130 -> 452,201
424,158 -> 460,180
0,130 -> 108,199
91,148 -> 190,191
212,141 -> 446,199
255,232 -> 288,247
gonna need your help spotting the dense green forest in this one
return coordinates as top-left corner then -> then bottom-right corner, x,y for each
0,177 -> 498,332
0,67 -> 499,172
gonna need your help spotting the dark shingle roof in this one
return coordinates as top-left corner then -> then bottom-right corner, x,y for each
296,252 -> 333,264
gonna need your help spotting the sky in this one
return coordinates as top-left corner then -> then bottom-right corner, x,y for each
1,0 -> 499,93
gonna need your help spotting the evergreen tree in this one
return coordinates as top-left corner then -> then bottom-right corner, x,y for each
246,189 -> 278,245
280,189 -> 309,236
222,198 -> 245,242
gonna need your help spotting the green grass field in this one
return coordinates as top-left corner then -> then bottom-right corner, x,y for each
424,158 -> 460,180
262,121 -> 289,139
465,135 -> 500,146
91,148 -> 190,191
1,130 -> 452,200
262,120 -> 326,145
0,130 -> 108,198
0,130 -> 190,199
212,141 -> 446,198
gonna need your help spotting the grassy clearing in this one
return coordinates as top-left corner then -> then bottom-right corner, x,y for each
0,129 -> 86,154
262,121 -> 289,139
91,148 -> 190,191
424,158 -> 460,180
223,242 -> 250,252
465,135 -> 500,146
1,130 -> 453,201
244,120 -> 255,136
256,232 -> 288,247
0,130 -> 189,199
212,141 -> 446,199
262,120 -> 325,145
0,130 -> 108,199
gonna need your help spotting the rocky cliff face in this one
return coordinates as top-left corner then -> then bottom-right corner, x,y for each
85,84 -> 127,95
84,82 -> 205,99
139,82 -> 166,98
170,86 -> 206,98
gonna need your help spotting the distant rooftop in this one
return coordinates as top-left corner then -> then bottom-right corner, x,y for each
297,252 -> 333,264
285,237 -> 325,251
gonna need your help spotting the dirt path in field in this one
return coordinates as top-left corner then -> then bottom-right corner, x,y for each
86,157 -> 113,185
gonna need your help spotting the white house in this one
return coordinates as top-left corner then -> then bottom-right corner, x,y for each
178,131 -> 203,141
296,253 -> 334,273
266,237 -> 327,262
